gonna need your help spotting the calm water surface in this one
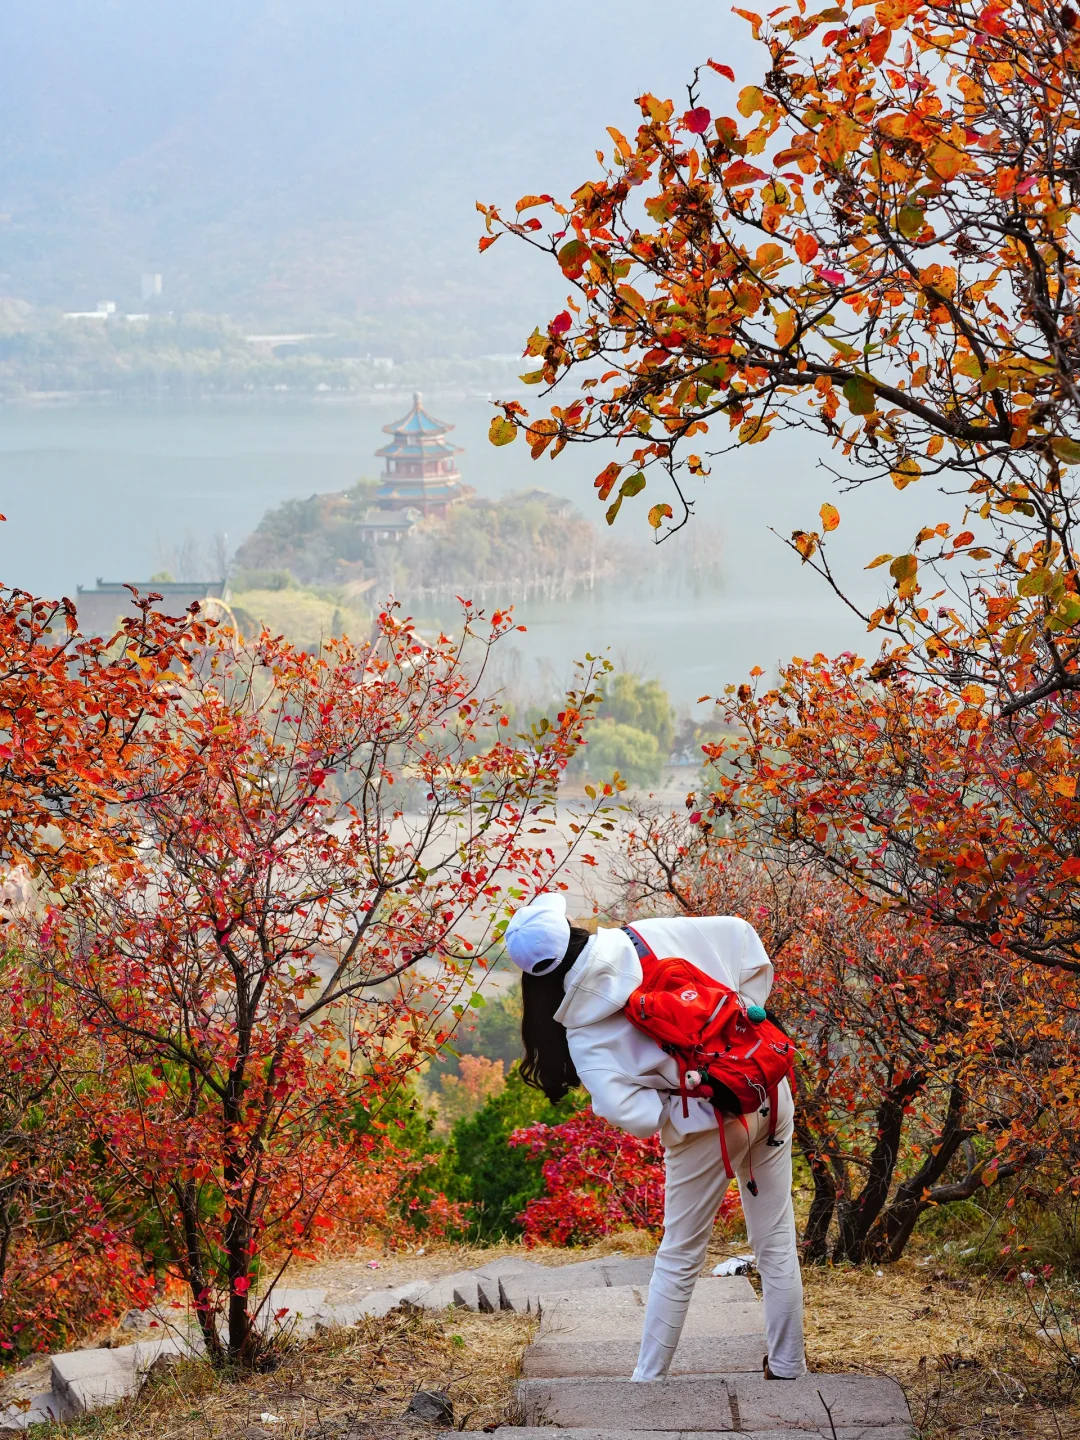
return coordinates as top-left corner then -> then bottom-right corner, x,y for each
0,397 -> 942,705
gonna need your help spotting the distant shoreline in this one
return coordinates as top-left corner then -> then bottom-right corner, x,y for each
0,387 -> 537,410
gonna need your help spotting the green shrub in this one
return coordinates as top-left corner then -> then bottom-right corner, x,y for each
584,721 -> 664,788
351,1084 -> 442,1156
443,1067 -> 583,1240
599,672 -> 675,754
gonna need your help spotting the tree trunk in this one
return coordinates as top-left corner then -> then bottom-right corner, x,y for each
222,1079 -> 252,1362
864,1082 -> 969,1264
794,1119 -> 836,1262
178,1179 -> 224,1365
832,1069 -> 925,1264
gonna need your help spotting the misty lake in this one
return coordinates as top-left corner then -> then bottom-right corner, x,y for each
0,397 -> 943,708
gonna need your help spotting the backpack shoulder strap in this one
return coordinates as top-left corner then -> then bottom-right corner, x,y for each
623,924 -> 656,962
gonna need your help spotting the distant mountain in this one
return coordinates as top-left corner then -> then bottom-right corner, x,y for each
0,0 -> 757,352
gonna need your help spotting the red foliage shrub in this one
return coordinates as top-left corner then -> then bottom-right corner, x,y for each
0,584 -> 611,1361
509,1105 -> 740,1246
0,945 -> 157,1358
264,1132 -> 470,1262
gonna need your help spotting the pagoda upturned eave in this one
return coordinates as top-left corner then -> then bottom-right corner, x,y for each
380,391 -> 459,439
375,435 -> 462,461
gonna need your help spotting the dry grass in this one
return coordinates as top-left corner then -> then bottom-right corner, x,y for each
29,1307 -> 535,1440
801,1260 -> 1080,1438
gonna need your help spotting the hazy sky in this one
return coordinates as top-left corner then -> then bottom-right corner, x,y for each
0,1 -> 763,343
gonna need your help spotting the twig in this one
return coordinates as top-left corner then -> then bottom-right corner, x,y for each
817,1391 -> 840,1440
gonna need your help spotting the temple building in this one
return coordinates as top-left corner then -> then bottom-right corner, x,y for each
374,393 -> 471,517
75,578 -> 227,638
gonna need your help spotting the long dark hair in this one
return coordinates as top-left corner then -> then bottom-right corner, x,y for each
519,925 -> 591,1103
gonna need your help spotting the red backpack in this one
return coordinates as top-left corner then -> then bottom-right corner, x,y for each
622,925 -> 795,1195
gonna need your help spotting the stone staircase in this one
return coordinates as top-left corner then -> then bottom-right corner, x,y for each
440,1255 -> 916,1439
0,1255 -> 916,1435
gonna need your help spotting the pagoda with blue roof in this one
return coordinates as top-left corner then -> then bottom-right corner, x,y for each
374,393 -> 471,517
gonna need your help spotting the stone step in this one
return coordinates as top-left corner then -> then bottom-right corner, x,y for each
51,1332 -> 204,1415
528,1284 -> 766,1378
536,1277 -> 756,1330
471,1257 -> 565,1313
499,1264 -> 608,1310
524,1333 -> 766,1378
446,1429 -> 916,1439
597,1257 -> 657,1287
0,1391 -> 65,1428
499,1258 -> 658,1312
254,1286 -> 328,1335
407,1270 -> 482,1311
517,1373 -> 913,1432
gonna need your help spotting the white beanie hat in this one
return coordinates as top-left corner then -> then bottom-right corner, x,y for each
504,892 -> 571,976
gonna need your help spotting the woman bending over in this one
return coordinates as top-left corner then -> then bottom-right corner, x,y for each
505,892 -> 805,1383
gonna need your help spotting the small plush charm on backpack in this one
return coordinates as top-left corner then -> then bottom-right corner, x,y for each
746,1005 -> 768,1022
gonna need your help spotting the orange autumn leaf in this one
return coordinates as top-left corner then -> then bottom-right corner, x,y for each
794,231 -> 819,264
724,159 -> 768,186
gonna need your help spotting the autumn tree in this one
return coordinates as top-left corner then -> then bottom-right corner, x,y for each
607,804 -> 1074,1262
0,586 -> 206,1352
701,655 -> 1080,974
46,607 -> 612,1363
482,0 -> 1080,716
0,936 -> 158,1356
0,586 -> 197,881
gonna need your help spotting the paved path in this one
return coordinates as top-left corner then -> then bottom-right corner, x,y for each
3,1255 -> 916,1435
435,1255 -> 916,1438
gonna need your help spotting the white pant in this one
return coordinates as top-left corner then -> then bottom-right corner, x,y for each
632,1080 -> 806,1381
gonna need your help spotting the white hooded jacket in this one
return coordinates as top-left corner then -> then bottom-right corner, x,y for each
554,916 -> 774,1141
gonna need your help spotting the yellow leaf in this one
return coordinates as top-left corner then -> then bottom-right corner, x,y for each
640,92 -> 674,124
926,141 -> 967,181
792,529 -> 819,562
927,435 -> 944,457
1052,776 -> 1078,799
755,242 -> 784,268
648,503 -> 674,529
891,457 -> 922,490
616,283 -> 648,315
820,502 -> 840,532
606,126 -> 633,161
865,553 -> 894,569
737,85 -> 764,118
775,309 -> 795,348
526,418 -> 559,459
960,683 -> 986,705
488,417 -> 517,446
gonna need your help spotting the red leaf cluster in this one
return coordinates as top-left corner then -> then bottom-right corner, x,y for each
509,1104 -> 739,1246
